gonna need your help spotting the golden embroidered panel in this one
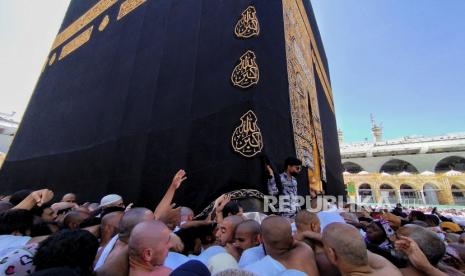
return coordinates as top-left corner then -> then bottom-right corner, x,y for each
98,15 -> 110,31
282,0 -> 326,182
59,26 -> 94,60
234,6 -> 260,39
231,50 -> 260,89
117,0 -> 147,20
45,0 -> 147,69
51,0 -> 118,51
231,110 -> 263,158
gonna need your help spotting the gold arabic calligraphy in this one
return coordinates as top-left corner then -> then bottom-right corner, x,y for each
234,6 -> 260,39
231,110 -> 263,158
231,50 -> 259,89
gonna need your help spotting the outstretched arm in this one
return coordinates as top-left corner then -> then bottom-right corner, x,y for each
153,169 -> 186,220
14,189 -> 54,210
294,231 -> 322,242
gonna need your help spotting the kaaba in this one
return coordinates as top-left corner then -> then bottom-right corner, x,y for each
0,0 -> 345,211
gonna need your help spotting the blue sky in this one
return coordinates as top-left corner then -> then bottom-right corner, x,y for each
0,1 -> 464,143
311,0 -> 465,142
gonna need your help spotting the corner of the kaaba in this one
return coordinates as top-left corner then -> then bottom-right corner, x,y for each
0,0 -> 345,211
304,0 -> 345,198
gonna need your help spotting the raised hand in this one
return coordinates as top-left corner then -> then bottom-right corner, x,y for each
51,201 -> 78,212
394,236 -> 432,272
159,206 -> 181,230
266,165 -> 274,176
171,169 -> 187,189
31,189 -> 54,207
216,194 -> 231,213
125,203 -> 134,212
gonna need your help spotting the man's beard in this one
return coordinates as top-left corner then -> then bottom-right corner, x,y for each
291,172 -> 300,177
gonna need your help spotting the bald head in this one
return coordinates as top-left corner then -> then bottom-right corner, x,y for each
234,219 -> 261,251
261,216 -> 293,252
180,207 -> 194,221
129,220 -> 171,266
322,222 -> 368,267
63,211 -> 89,229
398,224 -> 445,265
118,207 -> 154,243
224,215 -> 244,227
236,219 -> 260,235
62,193 -> 76,203
101,211 -> 124,243
216,215 -> 244,246
295,210 -> 320,233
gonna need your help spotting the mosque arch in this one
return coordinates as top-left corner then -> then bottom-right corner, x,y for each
422,183 -> 440,205
451,184 -> 465,205
434,156 -> 465,173
358,183 -> 374,203
379,183 -> 398,204
379,159 -> 418,174
342,162 -> 364,174
399,184 -> 420,205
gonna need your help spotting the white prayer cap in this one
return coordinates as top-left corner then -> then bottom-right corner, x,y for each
100,194 -> 123,207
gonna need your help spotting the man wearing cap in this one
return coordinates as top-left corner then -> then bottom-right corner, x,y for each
100,194 -> 125,209
267,157 -> 303,218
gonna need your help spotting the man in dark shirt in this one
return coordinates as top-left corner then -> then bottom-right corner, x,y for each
267,157 -> 302,218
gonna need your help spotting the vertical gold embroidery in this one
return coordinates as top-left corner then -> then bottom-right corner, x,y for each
234,6 -> 260,39
117,0 -> 147,20
232,110 -> 263,158
282,0 -> 327,183
59,26 -> 94,60
231,50 -> 260,89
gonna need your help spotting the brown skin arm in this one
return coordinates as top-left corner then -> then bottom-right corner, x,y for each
153,169 -> 186,219
180,219 -> 213,229
395,236 -> 447,276
294,230 -> 323,242
13,189 -> 54,210
158,206 -> 181,230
